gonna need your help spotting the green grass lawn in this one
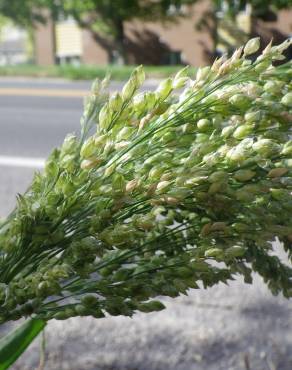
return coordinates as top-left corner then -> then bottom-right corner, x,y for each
0,64 -> 194,80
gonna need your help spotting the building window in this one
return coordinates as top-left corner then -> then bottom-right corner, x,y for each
164,51 -> 182,65
167,4 -> 187,16
217,0 -> 250,16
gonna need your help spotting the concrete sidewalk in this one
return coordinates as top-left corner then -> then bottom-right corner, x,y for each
8,274 -> 292,370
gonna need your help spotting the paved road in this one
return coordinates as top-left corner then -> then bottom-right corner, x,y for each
0,78 -> 110,158
0,95 -> 82,158
0,79 -> 291,370
0,78 -> 87,215
0,78 -> 158,158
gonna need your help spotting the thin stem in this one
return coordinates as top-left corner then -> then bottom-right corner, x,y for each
36,329 -> 46,370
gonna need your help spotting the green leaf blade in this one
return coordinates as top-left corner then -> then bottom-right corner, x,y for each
0,318 -> 46,370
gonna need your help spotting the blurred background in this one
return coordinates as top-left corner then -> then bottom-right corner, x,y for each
0,1 -> 291,369
0,0 -> 291,74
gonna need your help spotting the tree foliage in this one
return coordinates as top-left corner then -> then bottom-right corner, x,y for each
197,0 -> 291,61
0,0 -> 44,26
220,0 -> 292,16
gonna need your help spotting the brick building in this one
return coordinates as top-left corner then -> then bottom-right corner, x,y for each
34,2 -> 292,67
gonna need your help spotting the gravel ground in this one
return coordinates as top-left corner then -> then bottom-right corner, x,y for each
0,166 -> 291,370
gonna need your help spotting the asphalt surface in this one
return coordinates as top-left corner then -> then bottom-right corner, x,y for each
0,78 -> 291,370
0,78 -> 157,158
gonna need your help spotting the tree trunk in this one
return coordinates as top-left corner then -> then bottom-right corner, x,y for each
113,19 -> 128,65
91,20 -> 127,65
91,32 -> 114,64
212,7 -> 219,59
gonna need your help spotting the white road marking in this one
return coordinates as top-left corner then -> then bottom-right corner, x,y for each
0,87 -> 88,98
0,155 -> 45,169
